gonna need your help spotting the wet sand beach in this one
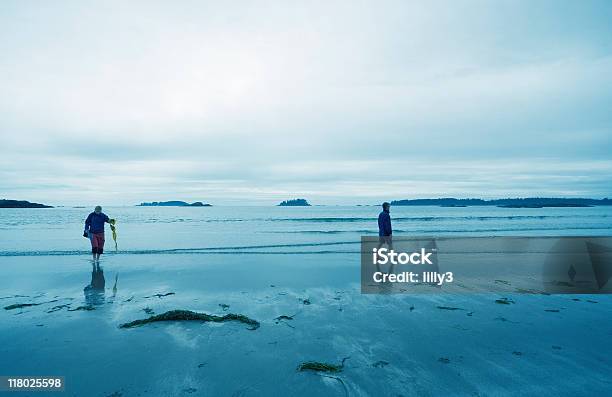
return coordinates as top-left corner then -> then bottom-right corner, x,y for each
1,252 -> 611,396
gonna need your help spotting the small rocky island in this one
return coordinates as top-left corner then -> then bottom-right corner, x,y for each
137,201 -> 211,207
278,199 -> 311,207
0,199 -> 53,208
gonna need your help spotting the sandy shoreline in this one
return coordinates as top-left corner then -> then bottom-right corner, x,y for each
1,253 -> 611,396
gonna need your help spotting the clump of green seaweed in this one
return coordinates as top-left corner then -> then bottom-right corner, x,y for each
118,309 -> 260,330
297,357 -> 350,373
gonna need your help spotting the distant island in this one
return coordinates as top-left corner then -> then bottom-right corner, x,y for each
137,201 -> 211,207
390,197 -> 611,208
0,199 -> 53,208
278,198 -> 311,207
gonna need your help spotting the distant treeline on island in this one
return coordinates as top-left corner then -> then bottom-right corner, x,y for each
137,201 -> 211,207
0,199 -> 53,208
390,197 -> 611,208
278,199 -> 311,206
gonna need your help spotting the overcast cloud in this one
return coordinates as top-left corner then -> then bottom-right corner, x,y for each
1,0 -> 611,205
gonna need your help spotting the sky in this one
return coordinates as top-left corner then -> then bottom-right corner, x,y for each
1,0 -> 611,206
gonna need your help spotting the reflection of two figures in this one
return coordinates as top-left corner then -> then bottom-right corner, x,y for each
84,262 -> 118,305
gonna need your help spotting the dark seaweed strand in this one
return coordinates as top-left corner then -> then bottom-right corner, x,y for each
4,300 -> 59,310
119,309 -> 260,330
4,303 -> 41,310
298,362 -> 342,373
297,356 -> 351,373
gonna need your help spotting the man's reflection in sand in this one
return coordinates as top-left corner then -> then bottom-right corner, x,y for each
84,262 -> 106,305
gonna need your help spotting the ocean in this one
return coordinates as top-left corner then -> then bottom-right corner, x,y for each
1,205 -> 610,255
0,206 -> 611,396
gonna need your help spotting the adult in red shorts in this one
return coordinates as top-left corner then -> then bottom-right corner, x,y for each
84,206 -> 111,262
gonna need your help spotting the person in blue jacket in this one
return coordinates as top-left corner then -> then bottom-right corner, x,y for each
84,206 -> 111,262
377,202 -> 392,248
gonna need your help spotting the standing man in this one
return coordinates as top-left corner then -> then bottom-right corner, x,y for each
378,202 -> 392,248
84,206 -> 111,262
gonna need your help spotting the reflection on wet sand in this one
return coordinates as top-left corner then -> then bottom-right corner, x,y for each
84,262 -> 107,305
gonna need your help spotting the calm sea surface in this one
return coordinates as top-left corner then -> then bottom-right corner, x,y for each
0,205 -> 610,255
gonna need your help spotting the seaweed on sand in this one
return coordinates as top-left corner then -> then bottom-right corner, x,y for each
297,362 -> 340,372
4,299 -> 58,310
5,302 -> 41,310
0,295 -> 29,300
372,360 -> 389,368
515,288 -> 549,295
274,314 -> 297,328
494,316 -> 518,323
144,292 -> 175,298
297,357 -> 350,373
68,305 -> 95,311
495,297 -> 515,305
297,358 -> 352,397
118,309 -> 260,330
47,304 -> 71,313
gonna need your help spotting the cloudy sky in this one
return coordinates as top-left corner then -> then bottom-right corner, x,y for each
1,0 -> 611,205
